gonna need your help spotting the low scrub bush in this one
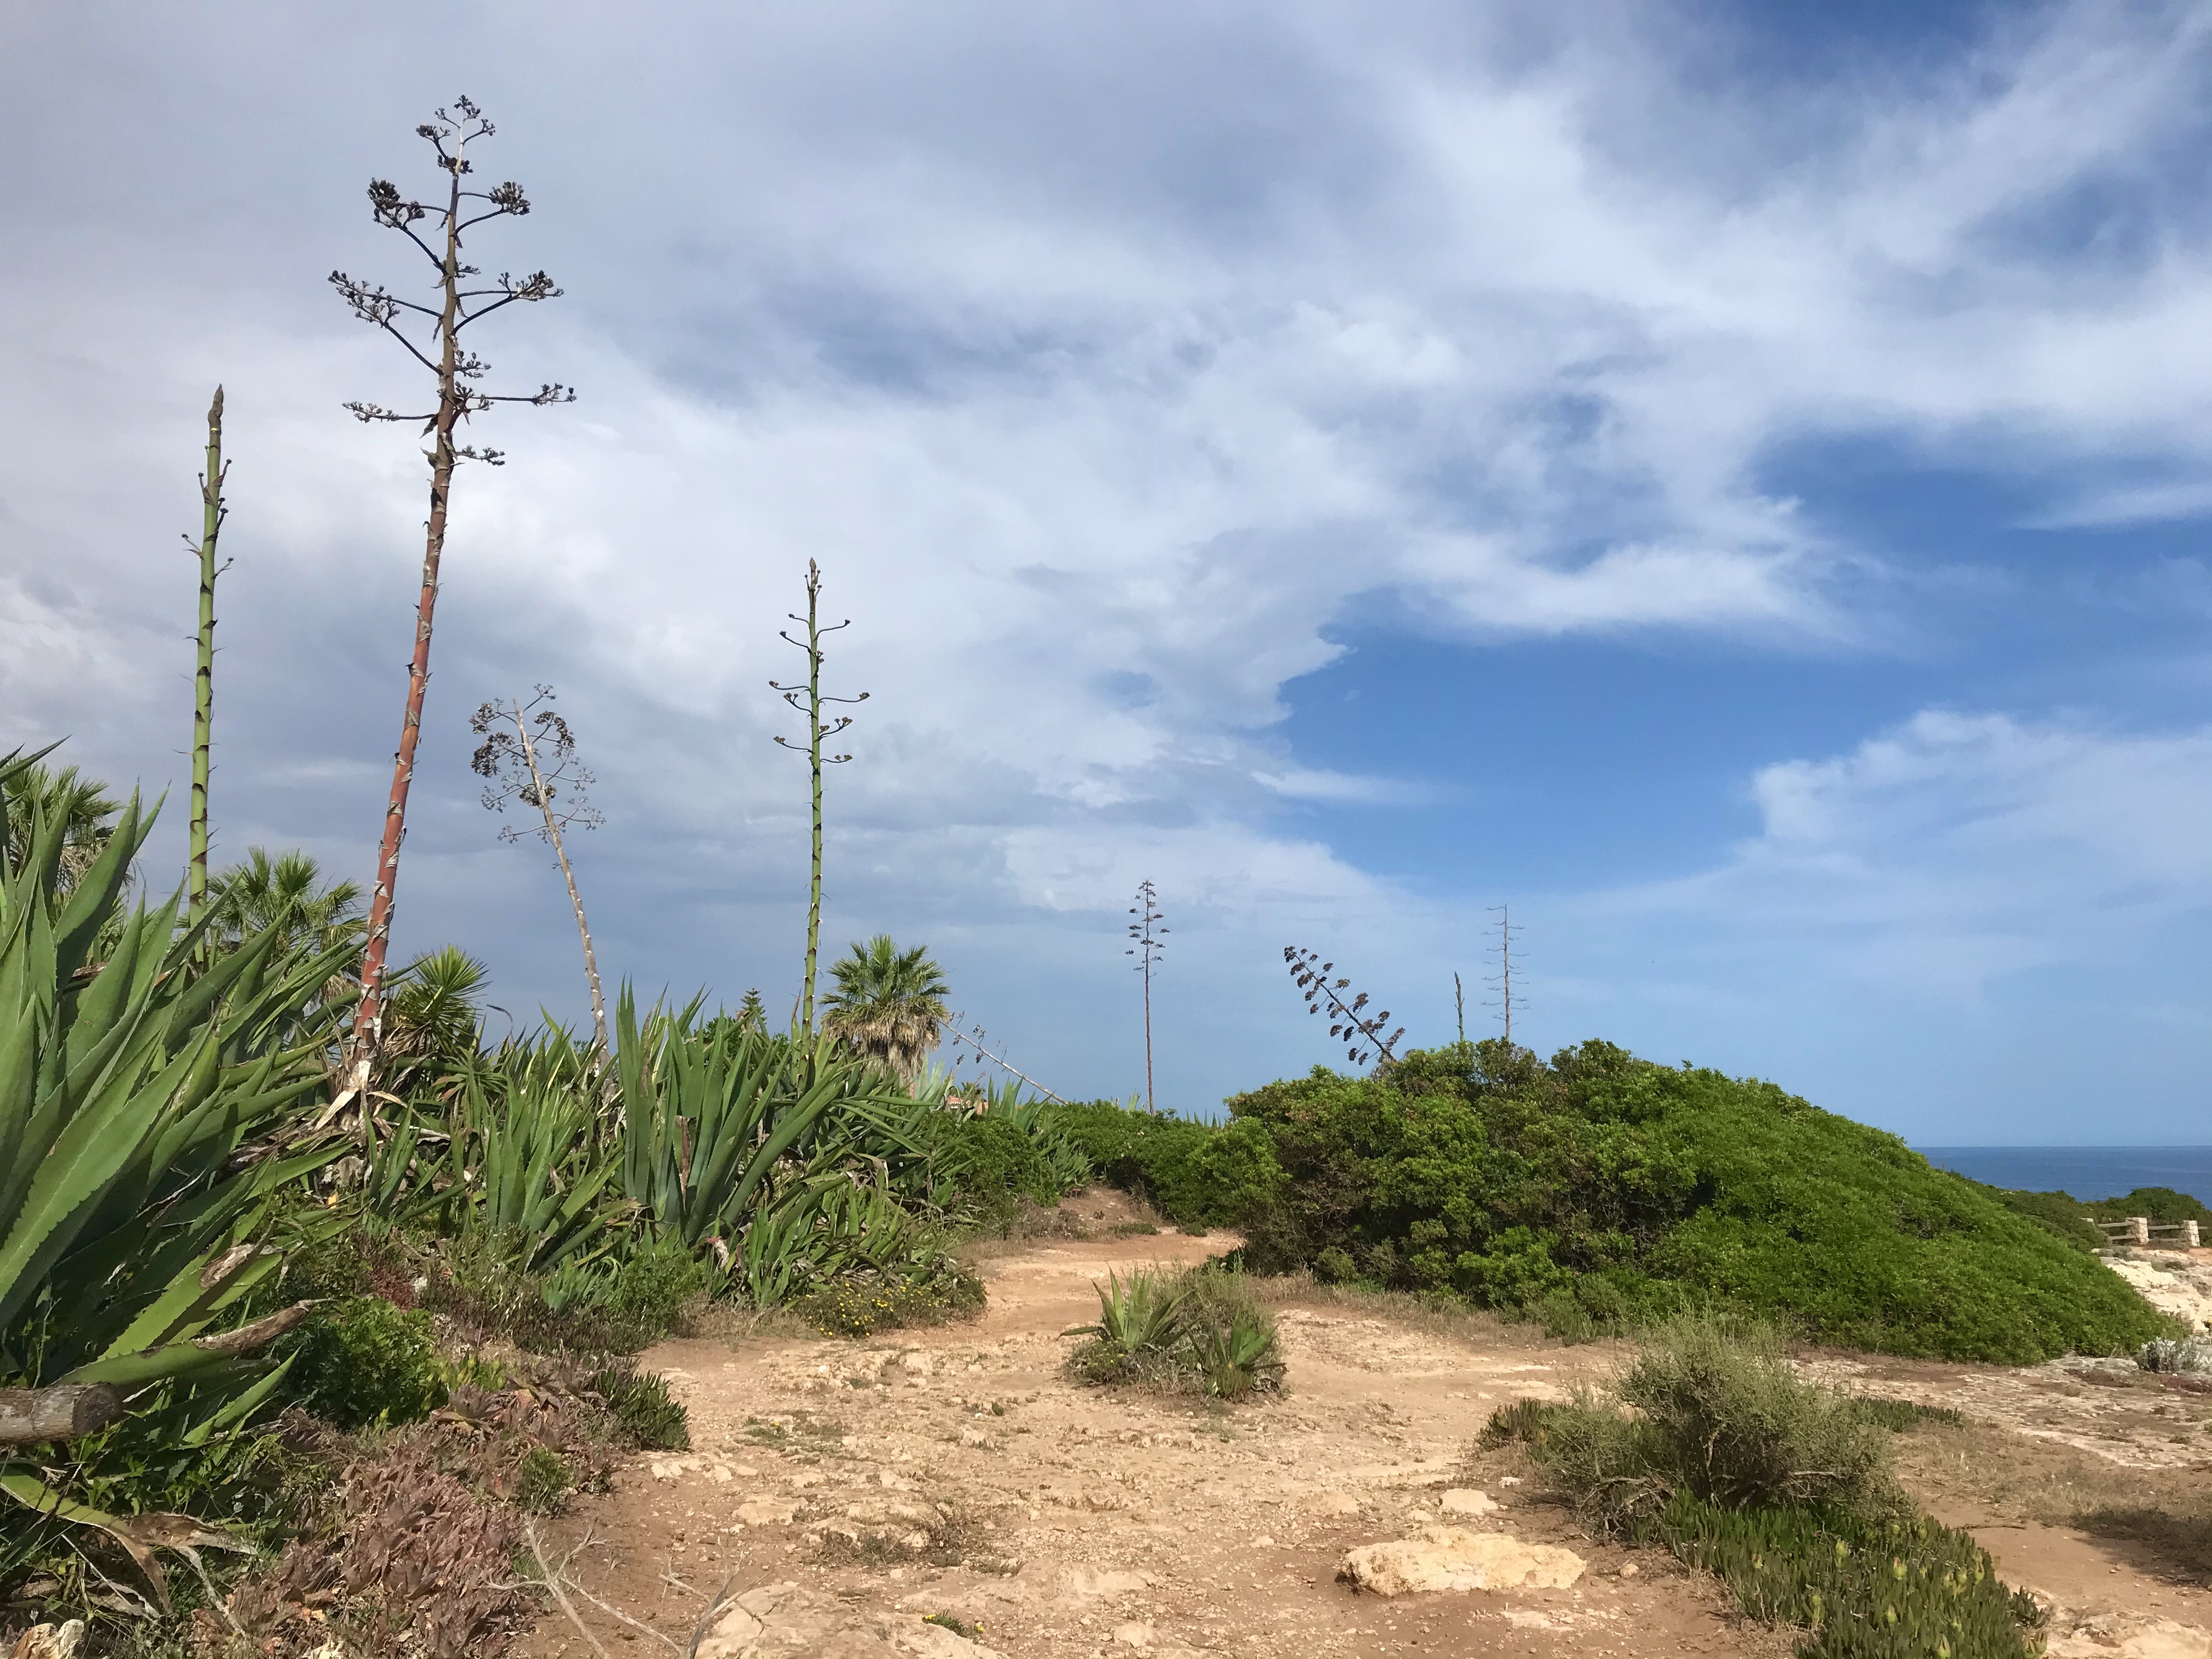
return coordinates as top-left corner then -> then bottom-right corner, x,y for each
199,1370 -> 633,1659
1654,1495 -> 2045,1658
1064,1263 -> 1284,1400
794,1265 -> 986,1338
275,1296 -> 449,1431
1526,1314 -> 1903,1530
1487,1316 -> 2041,1658
417,1232 -> 706,1355
1222,1039 -> 2162,1363
938,1112 -> 1062,1233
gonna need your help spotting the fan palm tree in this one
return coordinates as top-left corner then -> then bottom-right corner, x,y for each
207,848 -> 365,958
381,945 -> 490,1080
3,761 -> 123,892
821,935 -> 950,1084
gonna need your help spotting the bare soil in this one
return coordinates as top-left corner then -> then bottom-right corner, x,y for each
518,1200 -> 2212,1659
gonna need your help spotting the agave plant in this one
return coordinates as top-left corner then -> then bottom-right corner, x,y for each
0,748 -> 353,1606
1188,1307 -> 1285,1400
443,1057 -> 623,1275
1065,1267 -> 1186,1356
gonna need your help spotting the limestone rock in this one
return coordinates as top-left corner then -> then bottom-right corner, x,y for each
12,1625 -> 86,1659
1340,1526 -> 1585,1596
1062,1565 -> 1155,1601
889,1618 -> 1005,1659
2048,1613 -> 2212,1659
1438,1488 -> 1498,1517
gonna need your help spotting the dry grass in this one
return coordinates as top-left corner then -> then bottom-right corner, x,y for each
953,1189 -> 1171,1262
1893,1415 -> 2212,1586
1250,1267 -> 1556,1349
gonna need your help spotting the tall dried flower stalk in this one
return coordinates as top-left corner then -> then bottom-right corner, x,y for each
331,95 -> 572,1092
471,686 -> 607,1051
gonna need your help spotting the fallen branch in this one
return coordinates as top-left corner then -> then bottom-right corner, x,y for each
0,1386 -> 123,1446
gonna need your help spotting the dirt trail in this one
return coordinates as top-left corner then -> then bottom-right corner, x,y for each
521,1219 -> 2212,1659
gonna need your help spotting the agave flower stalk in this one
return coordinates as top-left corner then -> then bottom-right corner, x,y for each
471,686 -> 607,1051
330,97 -> 572,1092
187,387 -> 227,927
770,561 -> 867,1036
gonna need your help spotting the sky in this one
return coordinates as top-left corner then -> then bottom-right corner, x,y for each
3,1 -> 2211,1141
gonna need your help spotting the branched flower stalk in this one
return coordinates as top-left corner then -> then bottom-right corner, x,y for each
332,95 -> 573,1096
185,386 -> 228,927
770,560 -> 868,1036
1283,945 -> 1404,1068
471,686 -> 607,1051
1126,881 -> 1167,1114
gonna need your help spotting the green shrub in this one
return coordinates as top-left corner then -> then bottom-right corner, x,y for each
1977,1186 -> 2102,1251
1848,1397 -> 1966,1432
510,1444 -> 572,1513
275,1296 -> 448,1430
417,1231 -> 704,1355
1488,1317 -> 2040,1658
1044,1103 -> 1284,1227
587,1365 -> 691,1451
939,1112 -> 1060,1232
794,1266 -> 986,1338
1223,1039 -> 2162,1363
2083,1186 -> 2212,1227
1653,1495 -> 2044,1658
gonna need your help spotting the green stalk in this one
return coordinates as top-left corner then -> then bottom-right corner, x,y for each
187,388 -> 225,928
771,560 -> 864,1039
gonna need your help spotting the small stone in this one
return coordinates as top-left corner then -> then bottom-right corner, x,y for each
1439,1489 -> 1498,1517
737,1498 -> 798,1526
1251,1534 -> 1275,1547
1311,1492 -> 1364,1516
1113,1622 -> 1156,1650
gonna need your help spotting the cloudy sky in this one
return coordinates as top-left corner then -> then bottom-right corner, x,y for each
4,1 -> 2210,1140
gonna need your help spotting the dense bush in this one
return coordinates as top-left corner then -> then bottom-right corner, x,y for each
935,1111 -> 1062,1231
1978,1184 -> 2104,1251
1222,1039 -> 2162,1363
1045,1101 -> 1284,1226
2083,1186 -> 2212,1227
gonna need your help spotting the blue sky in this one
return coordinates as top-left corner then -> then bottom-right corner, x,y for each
3,1 -> 2211,1141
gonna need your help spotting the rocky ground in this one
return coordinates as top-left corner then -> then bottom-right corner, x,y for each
516,1205 -> 2212,1659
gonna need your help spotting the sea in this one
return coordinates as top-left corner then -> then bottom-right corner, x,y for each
1915,1146 -> 2212,1206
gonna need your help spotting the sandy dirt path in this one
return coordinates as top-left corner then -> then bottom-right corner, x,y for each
519,1222 -> 2212,1659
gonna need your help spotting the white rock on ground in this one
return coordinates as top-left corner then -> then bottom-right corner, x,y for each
694,1582 -> 1007,1659
1438,1488 -> 1499,1517
2102,1251 -> 2212,1333
2047,1611 -> 2212,1659
1340,1527 -> 1587,1596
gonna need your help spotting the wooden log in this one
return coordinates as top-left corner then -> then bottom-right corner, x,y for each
0,1384 -> 124,1445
